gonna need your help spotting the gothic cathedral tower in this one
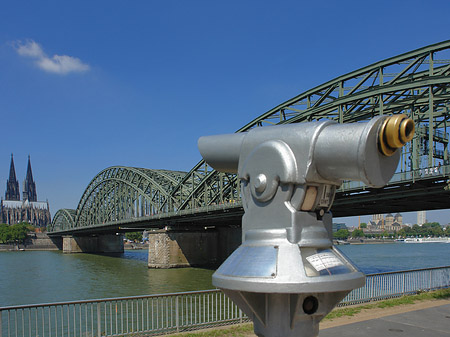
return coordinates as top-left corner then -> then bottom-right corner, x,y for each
2,155 -> 51,227
23,156 -> 37,202
5,154 -> 20,201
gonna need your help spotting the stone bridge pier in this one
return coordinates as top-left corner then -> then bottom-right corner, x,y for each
147,226 -> 241,268
62,234 -> 124,253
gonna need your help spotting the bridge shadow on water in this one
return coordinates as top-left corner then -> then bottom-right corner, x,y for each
84,248 -> 220,270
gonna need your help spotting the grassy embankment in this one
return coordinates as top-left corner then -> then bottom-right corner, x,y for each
167,288 -> 450,337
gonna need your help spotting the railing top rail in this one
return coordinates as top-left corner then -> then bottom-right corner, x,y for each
364,265 -> 450,277
1,265 -> 449,312
0,288 -> 222,311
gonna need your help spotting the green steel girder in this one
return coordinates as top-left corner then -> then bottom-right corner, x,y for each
50,41 -> 450,232
73,166 -> 186,230
49,209 -> 76,232
165,40 -> 450,214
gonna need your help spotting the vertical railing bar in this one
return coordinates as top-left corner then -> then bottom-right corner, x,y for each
120,302 -> 123,335
158,297 -> 161,330
48,307 -> 51,337
115,302 -> 118,336
151,298 -> 154,332
67,305 -> 71,337
79,304 -> 82,337
429,269 -> 432,291
135,300 -> 138,333
8,310 -> 11,337
175,296 -> 179,332
42,307 -> 45,337
104,302 -> 107,336
73,305 -> 76,337
146,299 -> 149,332
131,300 -> 134,332
109,302 -> 112,336
138,299 -> 141,332
85,304 -> 88,337
126,301 -> 129,334
14,310 -> 17,337
165,298 -> 168,329
190,295 -> 192,326
156,298 -> 159,331
165,297 -> 167,329
90,304 -> 93,337
56,306 -> 60,337
28,308 -> 31,337
35,308 -> 38,337
21,309 -> 24,337
97,303 -> 101,337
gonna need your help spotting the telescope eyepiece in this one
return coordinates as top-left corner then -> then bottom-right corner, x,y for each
378,114 -> 415,156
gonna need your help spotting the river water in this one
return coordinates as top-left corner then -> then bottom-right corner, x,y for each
1,243 -> 449,307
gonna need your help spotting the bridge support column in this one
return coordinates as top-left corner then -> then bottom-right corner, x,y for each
216,226 -> 241,263
148,230 -> 218,268
63,234 -> 124,253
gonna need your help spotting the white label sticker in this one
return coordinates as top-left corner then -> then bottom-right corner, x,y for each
306,252 -> 344,271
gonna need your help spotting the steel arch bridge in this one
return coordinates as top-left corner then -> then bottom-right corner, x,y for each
50,41 -> 450,233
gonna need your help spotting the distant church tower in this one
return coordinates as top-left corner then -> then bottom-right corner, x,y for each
23,156 -> 37,202
1,155 -> 51,227
5,154 -> 20,201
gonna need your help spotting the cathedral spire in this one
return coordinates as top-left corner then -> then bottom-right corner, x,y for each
23,155 -> 37,202
5,153 -> 20,201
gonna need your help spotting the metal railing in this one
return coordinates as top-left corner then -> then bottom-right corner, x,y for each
1,266 -> 449,337
339,164 -> 450,192
341,265 -> 450,305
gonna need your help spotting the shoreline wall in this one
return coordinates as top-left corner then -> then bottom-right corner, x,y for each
0,232 -> 60,251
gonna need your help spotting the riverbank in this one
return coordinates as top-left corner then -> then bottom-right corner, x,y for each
335,238 -> 397,245
166,289 -> 450,336
0,232 -> 59,251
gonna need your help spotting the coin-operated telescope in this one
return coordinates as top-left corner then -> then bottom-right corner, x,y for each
198,114 -> 414,337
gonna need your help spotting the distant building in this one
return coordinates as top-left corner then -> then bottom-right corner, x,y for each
332,222 -> 347,232
417,211 -> 427,226
368,213 -> 403,232
1,155 -> 51,227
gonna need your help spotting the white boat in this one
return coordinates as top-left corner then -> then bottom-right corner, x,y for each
403,237 -> 450,243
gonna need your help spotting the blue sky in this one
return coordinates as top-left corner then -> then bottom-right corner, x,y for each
1,0 -> 449,227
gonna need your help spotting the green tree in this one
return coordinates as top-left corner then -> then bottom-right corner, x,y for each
0,223 -> 30,244
333,229 -> 350,240
0,223 -> 11,243
445,226 -> 450,236
9,223 -> 29,243
352,229 -> 364,238
359,223 -> 367,229
125,231 -> 143,242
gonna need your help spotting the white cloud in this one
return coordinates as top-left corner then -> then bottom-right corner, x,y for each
14,39 -> 90,75
37,55 -> 90,75
16,40 -> 45,58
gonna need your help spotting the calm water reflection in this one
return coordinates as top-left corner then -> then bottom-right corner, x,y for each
0,250 -> 213,306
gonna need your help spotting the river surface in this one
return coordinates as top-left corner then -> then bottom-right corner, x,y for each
1,243 -> 449,307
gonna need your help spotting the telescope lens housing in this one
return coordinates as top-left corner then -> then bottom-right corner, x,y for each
378,114 -> 415,156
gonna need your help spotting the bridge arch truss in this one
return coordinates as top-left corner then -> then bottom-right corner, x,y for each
166,40 -> 450,213
51,41 -> 450,232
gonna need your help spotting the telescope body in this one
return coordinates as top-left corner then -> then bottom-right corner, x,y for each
198,115 -> 414,337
